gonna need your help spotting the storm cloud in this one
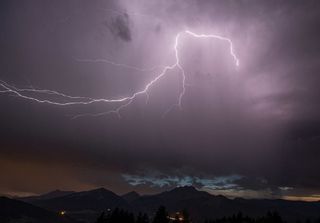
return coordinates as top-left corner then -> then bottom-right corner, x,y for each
0,0 -> 320,200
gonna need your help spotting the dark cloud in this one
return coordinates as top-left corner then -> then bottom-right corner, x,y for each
0,0 -> 320,200
104,13 -> 132,42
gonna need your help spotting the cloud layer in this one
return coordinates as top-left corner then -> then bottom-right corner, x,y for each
0,0 -> 320,200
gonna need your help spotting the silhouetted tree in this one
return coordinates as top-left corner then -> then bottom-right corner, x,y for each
172,212 -> 180,223
181,209 -> 190,223
136,212 -> 149,223
153,206 -> 169,223
96,212 -> 105,223
203,211 -> 286,223
94,208 -> 141,223
264,211 -> 283,223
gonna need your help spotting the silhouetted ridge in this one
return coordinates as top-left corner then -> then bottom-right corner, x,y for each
20,189 -> 75,202
161,186 -> 213,200
122,191 -> 140,202
0,196 -> 76,223
69,187 -> 116,197
20,187 -> 320,223
169,186 -> 198,193
29,187 -> 128,212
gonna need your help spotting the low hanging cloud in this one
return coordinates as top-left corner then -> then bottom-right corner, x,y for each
122,172 -> 242,190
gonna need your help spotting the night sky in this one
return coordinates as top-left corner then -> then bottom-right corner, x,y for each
1,0 -> 320,201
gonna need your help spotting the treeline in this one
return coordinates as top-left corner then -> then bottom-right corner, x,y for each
205,211 -> 320,223
95,206 -> 320,223
95,206 -> 189,223
95,208 -> 147,223
206,212 -> 285,223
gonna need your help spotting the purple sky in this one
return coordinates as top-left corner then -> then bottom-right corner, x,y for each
0,0 -> 320,201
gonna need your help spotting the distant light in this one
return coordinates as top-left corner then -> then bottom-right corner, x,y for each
59,210 -> 66,216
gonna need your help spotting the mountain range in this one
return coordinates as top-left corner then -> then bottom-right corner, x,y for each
0,196 -> 76,223
1,186 -> 320,223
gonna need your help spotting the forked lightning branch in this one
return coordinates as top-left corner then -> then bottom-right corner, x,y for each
0,30 -> 240,118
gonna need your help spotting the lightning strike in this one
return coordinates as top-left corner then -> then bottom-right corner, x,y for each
0,30 -> 239,118
75,58 -> 164,72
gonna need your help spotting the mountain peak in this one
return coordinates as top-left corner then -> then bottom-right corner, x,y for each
158,186 -> 213,200
81,187 -> 117,197
19,190 -> 75,201
122,191 -> 140,202
43,189 -> 74,197
31,187 -> 128,212
91,187 -> 108,192
170,185 -> 198,192
123,191 -> 140,196
52,189 -> 62,192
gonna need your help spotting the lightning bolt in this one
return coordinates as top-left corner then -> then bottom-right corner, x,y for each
75,58 -> 164,72
0,30 -> 239,118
